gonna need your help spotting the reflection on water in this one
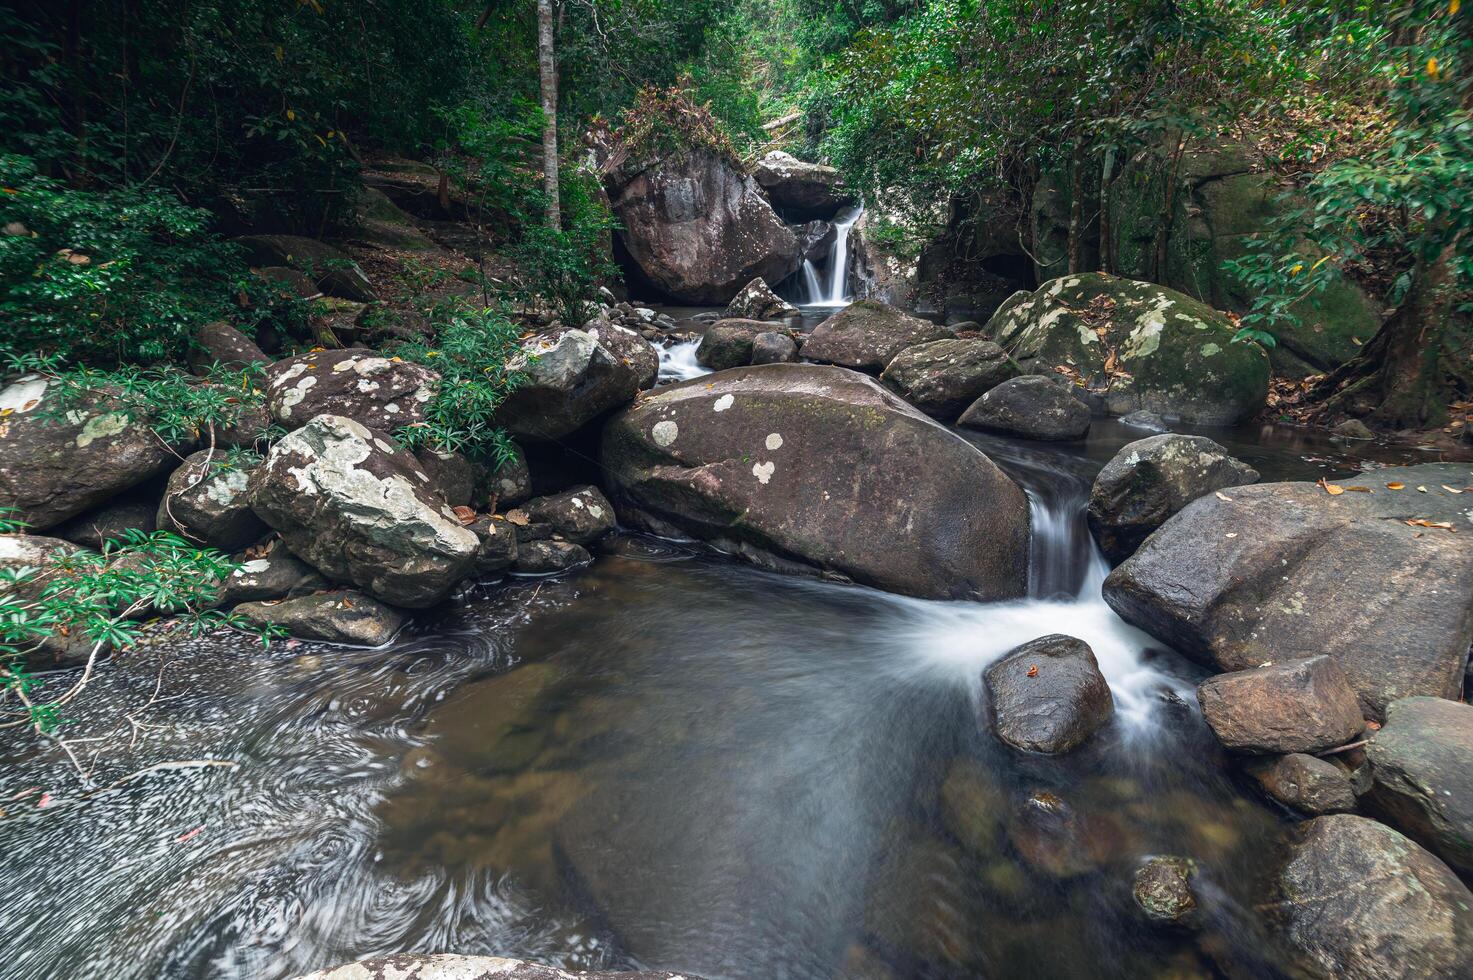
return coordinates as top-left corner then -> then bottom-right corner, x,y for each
0,420 -> 1456,980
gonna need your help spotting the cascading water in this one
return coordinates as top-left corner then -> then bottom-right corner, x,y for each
656,338 -> 710,383
817,205 -> 863,306
798,259 -> 824,304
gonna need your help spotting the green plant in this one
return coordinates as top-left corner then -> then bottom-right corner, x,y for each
509,169 -> 620,329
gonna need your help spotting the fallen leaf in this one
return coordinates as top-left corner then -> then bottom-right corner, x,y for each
1215,491 -> 1233,501
1442,486 -> 1463,494
1026,665 -> 1039,678
1417,485 -> 1428,493
1345,486 -> 1372,492
452,505 -> 476,524
505,509 -> 530,526
1366,720 -> 1381,731
1225,532 -> 1238,538
1386,482 -> 1405,490
36,792 -> 52,808
175,826 -> 204,843
1318,478 -> 1344,495
1406,518 -> 1455,532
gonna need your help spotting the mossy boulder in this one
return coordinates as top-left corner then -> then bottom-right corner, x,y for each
987,273 -> 1270,425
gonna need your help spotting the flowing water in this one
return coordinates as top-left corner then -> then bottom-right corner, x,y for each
0,421 -> 1451,980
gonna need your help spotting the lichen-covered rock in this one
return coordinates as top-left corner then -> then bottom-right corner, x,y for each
214,538 -> 327,607
1270,814 -> 1473,980
601,363 -> 1029,600
1197,656 -> 1365,754
1132,856 -> 1199,927
247,415 -> 478,607
467,515 -> 518,576
1104,463 -> 1473,718
752,150 -> 855,220
293,953 -> 704,980
1087,434 -> 1259,563
495,321 -> 658,442
0,534 -> 97,667
235,589 -> 403,646
958,375 -> 1091,441
157,450 -> 269,551
722,277 -> 798,321
696,319 -> 770,370
187,321 -> 269,375
0,375 -> 181,530
1365,696 -> 1473,877
801,300 -> 952,372
988,273 -> 1269,424
751,331 -> 798,364
607,148 -> 800,304
984,634 -> 1113,753
513,539 -> 592,574
265,348 -> 439,432
522,485 -> 616,545
879,338 -> 1018,420
236,234 -> 377,302
1244,753 -> 1357,816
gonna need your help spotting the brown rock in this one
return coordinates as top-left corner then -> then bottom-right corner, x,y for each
1196,656 -> 1364,754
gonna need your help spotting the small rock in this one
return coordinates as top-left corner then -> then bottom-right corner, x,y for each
1006,789 -> 1126,879
467,516 -> 518,577
472,444 -> 532,508
1132,856 -> 1199,927
414,447 -> 475,508
1365,696 -> 1473,877
235,589 -> 404,646
722,277 -> 798,321
1332,418 -> 1376,440
157,450 -> 268,551
984,634 -> 1113,753
1118,409 -> 1168,431
1243,753 -> 1357,815
214,539 -> 328,607
187,321 -> 269,376
879,338 -> 1018,420
521,485 -> 616,545
1196,656 -> 1365,754
750,331 -> 798,364
513,539 -> 591,575
800,299 -> 952,372
939,759 -> 1003,859
0,535 -> 98,666
54,495 -> 158,551
495,321 -> 658,442
958,375 -> 1091,441
236,235 -> 377,302
696,319 -> 770,370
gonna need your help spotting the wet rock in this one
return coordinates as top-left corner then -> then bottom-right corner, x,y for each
265,348 -> 439,432
750,331 -> 798,364
187,321 -> 269,375
513,539 -> 591,575
958,375 -> 1091,441
752,150 -> 855,220
1087,434 -> 1259,563
54,494 -> 158,551
1244,753 -> 1357,815
601,363 -> 1029,600
495,321 -> 658,442
214,539 -> 328,607
1103,463 -> 1473,718
696,318 -> 770,370
800,299 -> 952,372
1119,409 -> 1168,432
1196,656 -> 1364,754
864,834 -> 984,973
0,534 -> 97,667
236,234 -> 377,302
157,450 -> 269,551
294,954 -> 702,980
984,634 -> 1113,753
795,219 -> 836,263
467,515 -> 518,576
988,273 -> 1269,425
1270,814 -> 1473,980
473,443 -> 532,508
879,338 -> 1018,420
1132,856 -> 1199,927
414,447 -> 475,508
1365,696 -> 1473,877
1332,418 -> 1376,440
248,415 -> 479,607
0,375 -> 182,531
235,589 -> 403,646
722,276 -> 798,322
606,148 -> 800,304
522,485 -> 616,545
940,758 -> 1004,859
1007,789 -> 1128,879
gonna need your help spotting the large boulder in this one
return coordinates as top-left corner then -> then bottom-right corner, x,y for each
607,149 -> 800,304
988,273 -> 1269,424
157,450 -> 269,552
983,634 -> 1114,753
0,375 -> 180,530
187,321 -> 269,376
722,277 -> 798,321
600,363 -> 1029,600
0,534 -> 96,667
235,589 -> 404,646
236,234 -> 377,302
1087,434 -> 1259,563
247,415 -> 479,608
696,319 -> 770,370
1365,697 -> 1473,877
958,375 -> 1091,441
800,300 -> 952,372
752,150 -> 855,220
294,954 -> 703,980
1197,656 -> 1365,754
1270,814 -> 1473,980
265,348 -> 438,432
1103,464 -> 1473,718
879,338 -> 1018,420
495,321 -> 658,442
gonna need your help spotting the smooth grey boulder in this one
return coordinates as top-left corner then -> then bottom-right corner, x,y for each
235,589 -> 403,646
984,634 -> 1113,753
495,321 -> 658,442
1197,656 -> 1364,754
513,539 -> 592,574
722,277 -> 798,321
879,338 -> 1018,420
157,450 -> 269,552
0,375 -> 180,530
1244,753 -> 1357,816
265,348 -> 438,432
752,150 -> 855,220
1104,463 -> 1473,718
801,300 -> 952,372
247,415 -> 479,608
1365,696 -> 1473,877
600,363 -> 1029,601
187,320 -> 269,375
214,539 -> 327,607
236,234 -> 377,302
751,331 -> 798,364
0,534 -> 97,667
958,375 -> 1091,441
522,485 -> 616,545
294,953 -> 703,980
696,319 -> 770,370
1132,856 -> 1199,927
1270,814 -> 1473,980
1087,434 -> 1259,563
467,515 -> 518,576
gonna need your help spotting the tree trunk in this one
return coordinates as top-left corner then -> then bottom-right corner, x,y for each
1152,133 -> 1186,282
1098,146 -> 1117,274
1066,142 -> 1085,274
537,0 -> 560,230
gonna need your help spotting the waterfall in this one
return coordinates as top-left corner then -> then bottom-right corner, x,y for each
818,205 -> 863,306
799,260 -> 823,304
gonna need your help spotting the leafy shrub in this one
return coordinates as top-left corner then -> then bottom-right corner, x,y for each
509,169 -> 620,330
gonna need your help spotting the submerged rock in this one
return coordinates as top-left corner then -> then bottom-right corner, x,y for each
1365,696 -> 1473,877
495,321 -> 658,442
1270,814 -> 1473,980
235,589 -> 403,646
751,331 -> 799,364
513,539 -> 591,575
1197,656 -> 1364,754
522,485 -> 616,545
958,375 -> 1091,441
265,348 -> 439,432
879,338 -> 1018,420
157,449 -> 269,552
1132,856 -> 1199,928
600,363 -> 1029,600
1087,434 -> 1259,563
696,318 -> 770,370
1244,753 -> 1357,816
248,415 -> 478,607
1103,463 -> 1473,718
722,276 -> 798,321
984,634 -> 1113,753
800,299 -> 952,372
294,954 -> 704,980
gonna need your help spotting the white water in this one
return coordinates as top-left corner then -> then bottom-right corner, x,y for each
657,338 -> 712,383
798,259 -> 823,304
816,205 -> 863,307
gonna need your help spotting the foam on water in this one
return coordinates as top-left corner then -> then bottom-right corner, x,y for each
657,339 -> 711,383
